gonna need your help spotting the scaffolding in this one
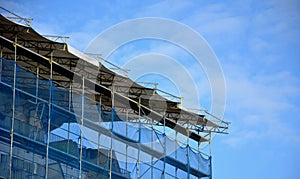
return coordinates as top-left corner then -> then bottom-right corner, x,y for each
0,8 -> 229,179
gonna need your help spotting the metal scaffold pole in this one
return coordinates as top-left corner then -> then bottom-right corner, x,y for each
163,117 -> 166,179
137,97 -> 141,179
79,77 -> 84,178
125,108 -> 128,173
0,45 -> 2,82
198,142 -> 200,179
175,131 -> 178,178
67,80 -> 72,177
35,64 -> 39,104
209,132 -> 212,179
151,124 -> 154,179
109,87 -> 115,179
187,130 -> 190,179
8,35 -> 17,179
45,51 -> 53,179
97,96 -> 102,166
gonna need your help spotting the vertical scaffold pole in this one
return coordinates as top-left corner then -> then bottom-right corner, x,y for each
79,77 -> 84,179
8,35 -> 17,179
65,79 -> 73,176
198,142 -> 200,179
151,123 -> 154,179
175,131 -> 178,178
35,64 -> 39,104
187,130 -> 190,179
125,108 -> 128,173
97,96 -> 102,166
0,46 -> 3,82
69,80 -> 72,112
137,97 -> 141,179
109,87 -> 115,179
163,117 -> 166,179
45,51 -> 53,179
68,79 -> 72,146
34,64 -> 39,143
209,132 -> 212,179
209,132 -> 212,156
66,80 -> 72,177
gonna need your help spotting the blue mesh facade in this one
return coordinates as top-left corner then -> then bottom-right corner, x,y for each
0,58 -> 211,178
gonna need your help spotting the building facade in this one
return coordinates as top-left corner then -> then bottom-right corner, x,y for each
0,10 -> 228,179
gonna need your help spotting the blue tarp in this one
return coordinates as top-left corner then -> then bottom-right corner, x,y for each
0,58 -> 211,178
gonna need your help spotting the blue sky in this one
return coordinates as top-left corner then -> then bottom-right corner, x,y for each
1,0 -> 300,178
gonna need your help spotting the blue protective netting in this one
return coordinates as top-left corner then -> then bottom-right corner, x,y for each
0,58 -> 211,178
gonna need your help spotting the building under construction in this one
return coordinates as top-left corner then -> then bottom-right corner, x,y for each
0,8 -> 229,179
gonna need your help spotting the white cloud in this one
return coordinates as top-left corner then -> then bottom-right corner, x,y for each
222,62 -> 300,148
135,0 -> 193,18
